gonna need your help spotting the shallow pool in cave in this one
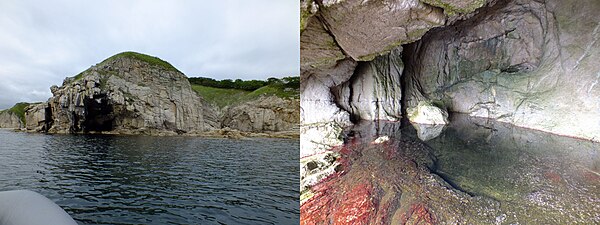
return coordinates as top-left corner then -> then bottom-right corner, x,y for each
302,113 -> 599,224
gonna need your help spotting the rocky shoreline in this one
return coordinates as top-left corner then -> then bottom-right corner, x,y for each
7,126 -> 298,139
0,52 -> 299,137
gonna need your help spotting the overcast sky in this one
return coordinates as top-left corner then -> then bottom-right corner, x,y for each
0,0 -> 299,109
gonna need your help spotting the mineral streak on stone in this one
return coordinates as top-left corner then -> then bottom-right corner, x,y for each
334,48 -> 404,121
25,52 -> 219,135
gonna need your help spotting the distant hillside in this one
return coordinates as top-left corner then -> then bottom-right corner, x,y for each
189,76 -> 299,108
0,102 -> 32,124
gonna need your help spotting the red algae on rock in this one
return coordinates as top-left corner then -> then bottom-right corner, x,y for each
399,203 -> 435,225
300,124 -> 502,224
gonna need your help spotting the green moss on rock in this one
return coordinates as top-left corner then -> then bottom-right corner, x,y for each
6,102 -> 32,124
421,0 -> 486,15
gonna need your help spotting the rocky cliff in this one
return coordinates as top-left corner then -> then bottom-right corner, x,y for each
25,52 -> 219,135
221,95 -> 300,133
0,102 -> 31,129
0,110 -> 22,128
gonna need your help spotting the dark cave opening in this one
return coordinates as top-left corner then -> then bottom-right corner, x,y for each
83,94 -> 114,132
400,48 -> 409,124
43,103 -> 53,132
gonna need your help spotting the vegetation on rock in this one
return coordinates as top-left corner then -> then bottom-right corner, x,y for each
190,76 -> 299,108
189,76 -> 299,91
101,51 -> 179,72
73,51 -> 180,81
0,102 -> 32,124
192,83 -> 299,108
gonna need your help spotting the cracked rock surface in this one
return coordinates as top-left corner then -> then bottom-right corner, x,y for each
25,53 -> 219,135
403,0 -> 600,141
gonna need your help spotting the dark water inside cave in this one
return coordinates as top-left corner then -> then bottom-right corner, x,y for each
0,130 -> 299,224
310,114 -> 599,224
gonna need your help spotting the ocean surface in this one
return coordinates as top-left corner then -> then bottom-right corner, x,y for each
0,129 -> 299,224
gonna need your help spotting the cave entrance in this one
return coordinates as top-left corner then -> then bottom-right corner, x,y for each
83,94 -> 114,132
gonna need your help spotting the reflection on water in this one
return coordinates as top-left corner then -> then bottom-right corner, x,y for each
0,130 -> 299,224
302,114 -> 599,224
410,114 -> 600,222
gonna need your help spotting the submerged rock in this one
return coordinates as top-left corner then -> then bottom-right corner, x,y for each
412,123 -> 445,141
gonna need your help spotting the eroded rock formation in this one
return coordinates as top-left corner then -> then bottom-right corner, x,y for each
404,0 -> 600,140
300,0 -> 600,219
300,0 -> 495,157
301,0 -> 600,157
221,95 -> 300,133
25,52 -> 219,135
0,110 -> 22,128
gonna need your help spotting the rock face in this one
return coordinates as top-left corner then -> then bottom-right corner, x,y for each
300,0 -> 495,157
25,52 -> 218,134
333,48 -> 404,121
24,103 -> 49,132
301,0 -> 600,155
404,0 -> 600,141
0,111 -> 22,128
221,96 -> 299,133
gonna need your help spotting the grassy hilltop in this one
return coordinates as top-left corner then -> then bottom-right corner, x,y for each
189,76 -> 300,108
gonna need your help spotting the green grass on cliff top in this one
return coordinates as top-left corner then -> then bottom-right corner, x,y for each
192,84 -> 299,108
0,102 -> 32,124
101,51 -> 179,72
73,51 -> 180,81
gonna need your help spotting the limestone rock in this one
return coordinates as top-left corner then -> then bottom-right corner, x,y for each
407,101 -> 449,124
26,52 -> 218,134
300,122 -> 345,158
221,96 -> 299,132
301,59 -> 355,157
0,110 -> 22,128
24,103 -> 50,132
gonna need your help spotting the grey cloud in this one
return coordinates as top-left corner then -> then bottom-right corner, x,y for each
0,0 -> 299,109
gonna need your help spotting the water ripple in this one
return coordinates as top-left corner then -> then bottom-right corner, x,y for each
0,130 -> 299,224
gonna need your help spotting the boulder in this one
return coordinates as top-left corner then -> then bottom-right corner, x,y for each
407,101 -> 449,125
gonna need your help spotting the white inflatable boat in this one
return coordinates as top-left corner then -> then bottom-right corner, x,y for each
0,190 -> 77,225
